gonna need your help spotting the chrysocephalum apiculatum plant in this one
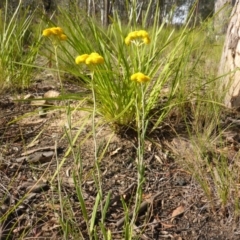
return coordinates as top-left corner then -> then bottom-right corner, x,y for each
75,52 -> 106,237
73,32 -> 151,235
75,52 -> 104,165
124,30 -> 151,230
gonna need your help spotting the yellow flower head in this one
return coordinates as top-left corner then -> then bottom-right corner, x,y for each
129,31 -> 138,38
42,27 -> 67,41
143,37 -> 150,44
86,52 -> 104,65
130,72 -> 150,83
75,54 -> 89,64
51,27 -> 63,35
75,53 -> 104,66
124,36 -> 131,45
42,29 -> 52,37
137,30 -> 148,38
125,30 -> 150,45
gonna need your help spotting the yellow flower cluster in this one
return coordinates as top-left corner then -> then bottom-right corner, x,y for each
42,27 -> 67,41
125,30 -> 150,45
131,72 -> 150,83
73,32 -> 150,84
75,52 -> 104,65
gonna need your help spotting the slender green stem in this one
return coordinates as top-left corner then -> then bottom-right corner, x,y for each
137,44 -> 142,71
54,44 -> 63,92
141,84 -> 145,156
90,70 -> 103,220
131,83 -> 145,227
90,71 -> 98,162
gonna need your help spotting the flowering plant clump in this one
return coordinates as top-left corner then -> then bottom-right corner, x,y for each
131,72 -> 150,83
75,52 -> 104,65
42,27 -> 67,41
125,30 -> 150,45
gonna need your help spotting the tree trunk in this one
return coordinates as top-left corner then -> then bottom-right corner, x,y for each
101,0 -> 110,26
219,0 -> 240,108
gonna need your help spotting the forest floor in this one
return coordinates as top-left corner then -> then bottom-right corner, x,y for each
1,62 -> 240,239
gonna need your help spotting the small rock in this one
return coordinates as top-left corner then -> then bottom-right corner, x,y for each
44,90 -> 60,99
24,94 -> 34,100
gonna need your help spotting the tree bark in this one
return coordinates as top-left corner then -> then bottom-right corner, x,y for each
219,0 -> 240,108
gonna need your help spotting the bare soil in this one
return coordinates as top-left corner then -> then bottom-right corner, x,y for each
1,67 -> 240,239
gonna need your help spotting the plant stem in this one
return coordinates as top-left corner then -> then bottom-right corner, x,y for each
90,71 -> 98,162
131,83 -> 145,227
54,44 -> 63,92
90,71 -> 103,218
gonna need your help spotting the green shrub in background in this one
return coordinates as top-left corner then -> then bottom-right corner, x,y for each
0,1 -> 42,91
46,5 -> 195,131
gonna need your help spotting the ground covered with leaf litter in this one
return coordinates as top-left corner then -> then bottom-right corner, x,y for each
1,68 -> 240,239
